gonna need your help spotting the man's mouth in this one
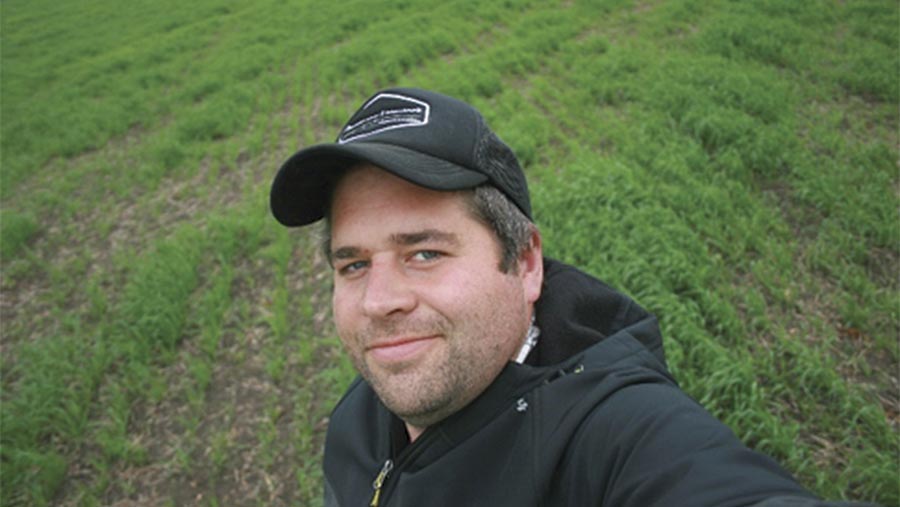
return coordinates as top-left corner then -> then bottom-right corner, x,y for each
366,335 -> 440,364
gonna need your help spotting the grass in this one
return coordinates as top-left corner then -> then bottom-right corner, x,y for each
1,0 -> 897,505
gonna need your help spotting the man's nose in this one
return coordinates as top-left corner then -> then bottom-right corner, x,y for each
361,259 -> 416,318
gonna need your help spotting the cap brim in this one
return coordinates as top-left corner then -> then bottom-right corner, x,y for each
270,142 -> 488,226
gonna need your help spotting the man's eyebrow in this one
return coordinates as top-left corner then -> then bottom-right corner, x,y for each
389,229 -> 460,247
329,230 -> 459,261
331,246 -> 362,260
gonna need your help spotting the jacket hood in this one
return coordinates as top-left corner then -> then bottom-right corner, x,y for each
529,258 -> 666,368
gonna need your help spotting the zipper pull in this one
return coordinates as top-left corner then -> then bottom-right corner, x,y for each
369,459 -> 394,507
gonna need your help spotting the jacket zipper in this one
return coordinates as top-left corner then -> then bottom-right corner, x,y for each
369,459 -> 394,507
368,425 -> 439,506
364,368 -> 558,506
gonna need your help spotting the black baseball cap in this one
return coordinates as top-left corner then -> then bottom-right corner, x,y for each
270,87 -> 532,226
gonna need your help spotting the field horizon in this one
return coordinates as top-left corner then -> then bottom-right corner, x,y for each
1,0 -> 898,506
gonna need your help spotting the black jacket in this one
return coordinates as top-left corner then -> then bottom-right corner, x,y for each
322,259 -> 873,506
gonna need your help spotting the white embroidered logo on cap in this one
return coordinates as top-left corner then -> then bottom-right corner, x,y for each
338,93 -> 430,144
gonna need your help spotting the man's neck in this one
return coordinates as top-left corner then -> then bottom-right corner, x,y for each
406,423 -> 425,443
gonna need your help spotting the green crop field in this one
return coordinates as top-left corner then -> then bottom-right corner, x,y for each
1,0 -> 897,505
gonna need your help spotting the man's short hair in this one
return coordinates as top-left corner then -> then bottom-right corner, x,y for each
466,129 -> 537,273
463,185 -> 534,274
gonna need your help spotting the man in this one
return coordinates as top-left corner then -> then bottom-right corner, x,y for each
270,88 -> 875,506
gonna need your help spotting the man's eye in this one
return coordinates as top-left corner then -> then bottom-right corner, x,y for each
338,260 -> 368,275
411,250 -> 442,262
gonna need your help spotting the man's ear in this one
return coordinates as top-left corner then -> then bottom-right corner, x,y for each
518,228 -> 543,305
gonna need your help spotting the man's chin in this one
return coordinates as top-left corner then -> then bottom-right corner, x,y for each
370,379 -> 450,423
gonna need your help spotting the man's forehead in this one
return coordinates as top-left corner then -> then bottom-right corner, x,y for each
326,163 -> 490,254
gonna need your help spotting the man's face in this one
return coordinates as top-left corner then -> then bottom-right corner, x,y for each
329,164 -> 541,430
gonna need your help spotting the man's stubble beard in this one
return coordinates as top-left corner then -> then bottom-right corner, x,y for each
346,301 -> 522,430
345,314 -> 470,428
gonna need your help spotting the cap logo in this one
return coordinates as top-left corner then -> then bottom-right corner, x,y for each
338,93 -> 430,144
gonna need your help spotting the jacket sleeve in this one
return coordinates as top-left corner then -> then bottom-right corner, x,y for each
555,381 -> 845,507
749,497 -> 881,507
323,474 -> 339,507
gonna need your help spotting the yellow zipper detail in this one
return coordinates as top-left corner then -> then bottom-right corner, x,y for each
369,459 -> 394,507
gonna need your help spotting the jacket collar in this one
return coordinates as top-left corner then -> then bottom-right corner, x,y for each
529,258 -> 666,367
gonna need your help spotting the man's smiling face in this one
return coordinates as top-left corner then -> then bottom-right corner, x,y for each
329,164 -> 541,436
